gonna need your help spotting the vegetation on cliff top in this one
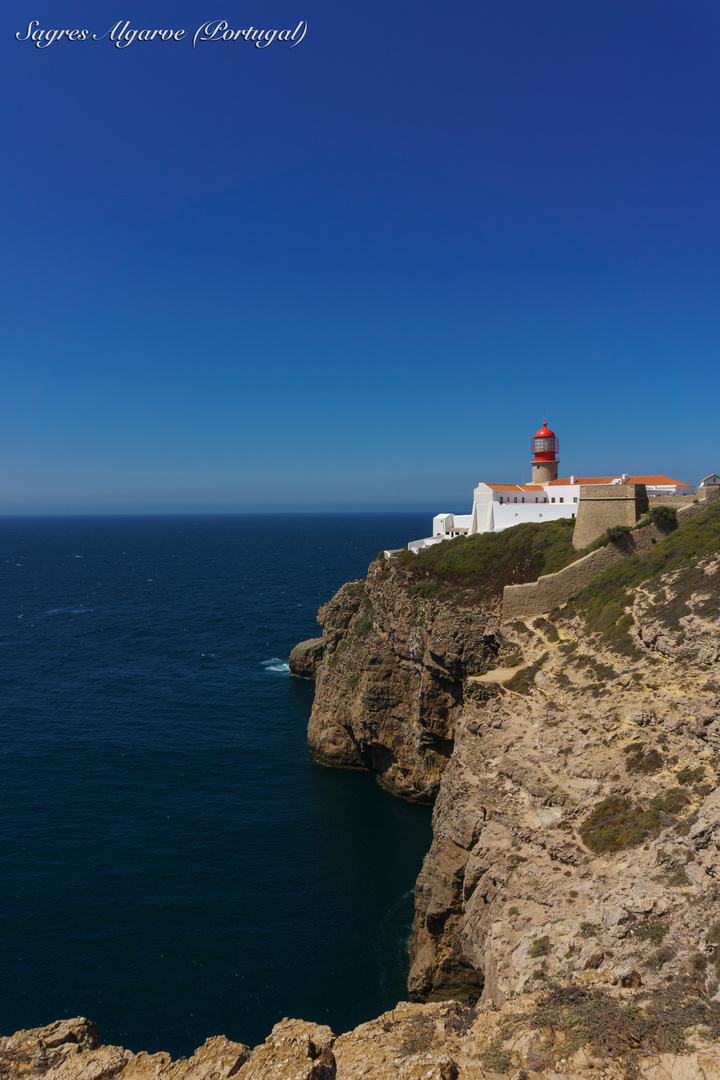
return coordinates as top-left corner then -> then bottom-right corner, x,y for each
394,518 -> 577,600
479,981 -> 720,1073
559,504 -> 720,652
390,502 -> 720,626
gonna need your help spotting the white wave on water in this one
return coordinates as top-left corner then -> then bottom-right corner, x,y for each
261,658 -> 291,674
42,607 -> 93,616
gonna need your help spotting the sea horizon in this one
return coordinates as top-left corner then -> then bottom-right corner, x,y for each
0,508 -> 445,519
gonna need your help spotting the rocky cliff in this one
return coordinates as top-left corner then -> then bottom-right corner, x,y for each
409,512 -> 720,1011
8,992 -> 720,1079
302,554 -> 504,802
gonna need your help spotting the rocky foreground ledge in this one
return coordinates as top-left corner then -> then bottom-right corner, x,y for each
6,995 -> 720,1079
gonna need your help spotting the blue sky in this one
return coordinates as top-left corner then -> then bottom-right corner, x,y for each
2,0 -> 719,512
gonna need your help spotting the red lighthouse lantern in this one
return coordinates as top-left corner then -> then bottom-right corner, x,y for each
530,421 -> 559,483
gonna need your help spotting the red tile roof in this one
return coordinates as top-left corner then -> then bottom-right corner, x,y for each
548,475 -> 692,487
485,483 -> 544,492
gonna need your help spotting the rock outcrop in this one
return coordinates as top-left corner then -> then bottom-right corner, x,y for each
289,637 -> 325,679
0,1017 -> 251,1079
7,996 -> 720,1079
305,556 -> 503,802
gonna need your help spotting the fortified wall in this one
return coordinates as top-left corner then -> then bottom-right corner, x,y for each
503,523 -> 659,621
639,492 -> 713,511
503,488 -> 720,621
571,483 -> 649,550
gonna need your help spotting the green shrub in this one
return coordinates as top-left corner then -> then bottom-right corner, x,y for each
649,946 -> 674,969
505,652 -> 548,695
480,1039 -> 514,1074
394,518 -> 578,600
691,951 -> 707,971
579,789 -> 690,853
634,917 -> 668,944
502,651 -> 523,667
534,616 -> 560,642
624,742 -> 663,774
329,639 -> 349,667
530,936 -> 551,958
412,579 -> 440,599
663,787 -> 692,815
677,766 -> 705,786
524,982 -> 720,1058
354,617 -> 373,636
646,505 -> 679,531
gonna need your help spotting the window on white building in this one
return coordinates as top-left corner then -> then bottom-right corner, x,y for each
560,497 -> 564,503
551,498 -> 555,503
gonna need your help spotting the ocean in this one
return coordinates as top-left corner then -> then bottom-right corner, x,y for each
0,513 -> 433,1057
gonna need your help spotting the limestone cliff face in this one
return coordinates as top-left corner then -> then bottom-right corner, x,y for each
305,555 -> 502,802
410,552 -> 720,1009
304,534 -> 720,1013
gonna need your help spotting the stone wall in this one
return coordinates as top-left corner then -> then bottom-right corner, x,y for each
502,494 -> 718,621
502,524 -> 663,621
572,484 -> 649,550
645,494 -> 698,511
649,487 -> 720,512
503,545 -> 621,621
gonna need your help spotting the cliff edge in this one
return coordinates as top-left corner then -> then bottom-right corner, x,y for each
301,518 -> 593,802
303,553 -> 503,802
7,995 -> 720,1079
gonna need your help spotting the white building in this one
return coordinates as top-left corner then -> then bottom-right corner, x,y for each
431,513 -> 473,538
408,422 -> 697,552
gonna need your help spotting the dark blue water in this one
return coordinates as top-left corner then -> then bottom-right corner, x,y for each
0,514 -> 433,1055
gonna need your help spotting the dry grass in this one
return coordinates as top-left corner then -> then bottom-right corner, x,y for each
510,983 -> 720,1064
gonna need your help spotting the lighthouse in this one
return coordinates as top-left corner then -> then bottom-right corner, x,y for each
531,420 -> 559,483
407,419 -> 697,551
